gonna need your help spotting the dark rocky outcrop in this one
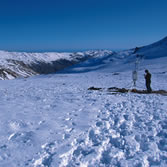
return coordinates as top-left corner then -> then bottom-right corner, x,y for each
88,87 -> 167,96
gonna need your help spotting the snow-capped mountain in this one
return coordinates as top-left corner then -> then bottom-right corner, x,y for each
0,36 -> 167,80
0,50 -> 113,80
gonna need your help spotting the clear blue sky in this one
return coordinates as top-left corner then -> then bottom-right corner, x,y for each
0,0 -> 167,52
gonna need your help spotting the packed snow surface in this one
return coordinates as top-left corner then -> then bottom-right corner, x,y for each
0,46 -> 167,166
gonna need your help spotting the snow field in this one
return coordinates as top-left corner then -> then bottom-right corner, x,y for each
59,93 -> 167,167
1,37 -> 167,166
0,70 -> 167,166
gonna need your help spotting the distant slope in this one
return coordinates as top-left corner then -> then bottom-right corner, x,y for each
133,36 -> 167,59
62,36 -> 167,74
0,36 -> 167,80
61,50 -> 115,73
0,50 -> 113,80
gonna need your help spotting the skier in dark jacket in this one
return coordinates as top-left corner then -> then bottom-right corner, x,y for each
144,69 -> 152,93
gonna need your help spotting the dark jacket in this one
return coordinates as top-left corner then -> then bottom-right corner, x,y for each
145,72 -> 151,83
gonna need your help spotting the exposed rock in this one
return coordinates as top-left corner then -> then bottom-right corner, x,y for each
88,87 -> 167,96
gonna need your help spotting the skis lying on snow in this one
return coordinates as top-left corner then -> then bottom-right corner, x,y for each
88,87 -> 167,96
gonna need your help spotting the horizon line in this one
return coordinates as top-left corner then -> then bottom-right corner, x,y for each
0,48 -> 127,53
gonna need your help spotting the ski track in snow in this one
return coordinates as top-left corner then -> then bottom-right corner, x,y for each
0,72 -> 167,167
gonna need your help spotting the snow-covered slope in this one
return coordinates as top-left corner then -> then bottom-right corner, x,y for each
0,37 -> 167,167
60,37 -> 167,75
0,50 -> 113,80
133,36 -> 167,59
0,36 -> 166,80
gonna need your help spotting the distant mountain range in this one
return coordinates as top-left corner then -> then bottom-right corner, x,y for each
0,50 -> 113,80
0,36 -> 167,80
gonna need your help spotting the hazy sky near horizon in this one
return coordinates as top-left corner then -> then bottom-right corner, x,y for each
0,0 -> 167,52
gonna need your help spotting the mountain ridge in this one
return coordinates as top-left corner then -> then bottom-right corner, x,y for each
132,36 -> 167,59
0,36 -> 167,80
0,50 -> 113,80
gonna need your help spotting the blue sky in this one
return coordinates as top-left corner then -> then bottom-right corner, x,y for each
0,0 -> 167,52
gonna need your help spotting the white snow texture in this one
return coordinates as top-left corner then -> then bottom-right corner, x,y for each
0,37 -> 167,166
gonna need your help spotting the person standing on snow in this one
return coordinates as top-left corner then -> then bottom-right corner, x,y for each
144,69 -> 152,93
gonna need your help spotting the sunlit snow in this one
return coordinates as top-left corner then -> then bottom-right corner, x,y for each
0,43 -> 167,166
